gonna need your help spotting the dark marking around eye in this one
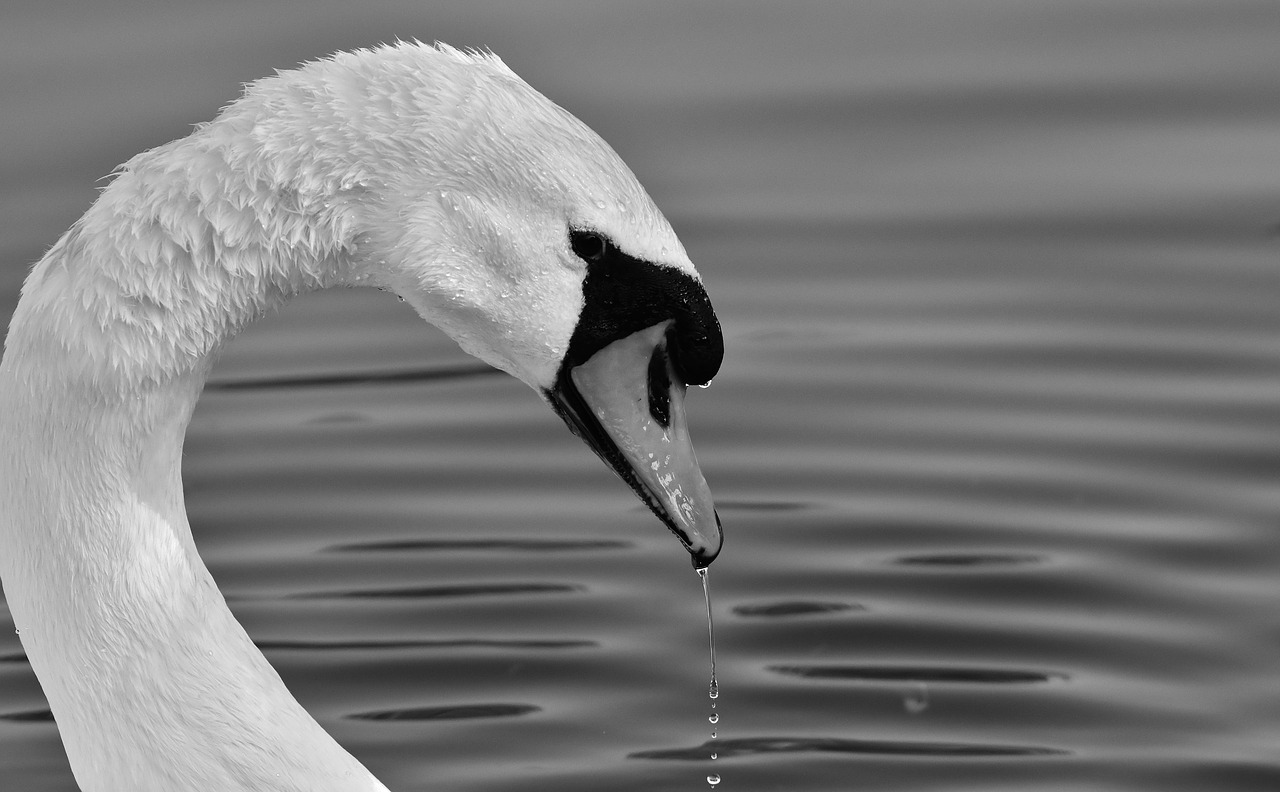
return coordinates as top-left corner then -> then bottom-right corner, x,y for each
560,227 -> 723,388
647,343 -> 672,428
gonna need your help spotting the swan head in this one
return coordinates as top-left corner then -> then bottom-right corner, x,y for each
239,43 -> 724,564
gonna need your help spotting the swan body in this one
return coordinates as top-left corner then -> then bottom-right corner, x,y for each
0,43 -> 722,791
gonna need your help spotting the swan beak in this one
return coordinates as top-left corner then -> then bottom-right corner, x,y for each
548,322 -> 722,567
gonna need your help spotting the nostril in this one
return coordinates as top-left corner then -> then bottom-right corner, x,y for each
647,344 -> 671,428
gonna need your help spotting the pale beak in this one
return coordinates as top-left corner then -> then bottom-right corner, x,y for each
548,321 -> 722,567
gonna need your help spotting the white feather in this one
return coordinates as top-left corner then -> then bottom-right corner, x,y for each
0,42 -> 700,792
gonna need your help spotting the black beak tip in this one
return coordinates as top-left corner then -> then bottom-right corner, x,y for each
690,509 -> 723,570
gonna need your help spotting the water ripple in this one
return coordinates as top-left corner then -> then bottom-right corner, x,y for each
716,500 -> 814,512
768,665 -> 1067,684
323,538 -> 631,554
0,709 -> 52,723
892,553 -> 1045,567
630,736 -> 1068,760
257,638 -> 595,652
348,703 -> 539,721
285,583 -> 582,600
732,600 -> 861,617
204,363 -> 502,391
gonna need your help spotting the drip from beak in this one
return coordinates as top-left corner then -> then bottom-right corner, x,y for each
548,321 -> 722,567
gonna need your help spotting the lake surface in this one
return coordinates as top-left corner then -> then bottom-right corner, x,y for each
2,2 -> 1279,790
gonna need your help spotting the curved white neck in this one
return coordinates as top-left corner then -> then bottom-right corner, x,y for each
0,137 -> 391,791
0,41 -> 685,790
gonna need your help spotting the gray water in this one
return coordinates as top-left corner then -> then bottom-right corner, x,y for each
2,2 -> 1280,790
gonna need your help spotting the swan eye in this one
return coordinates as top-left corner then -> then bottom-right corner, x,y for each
570,230 -> 609,263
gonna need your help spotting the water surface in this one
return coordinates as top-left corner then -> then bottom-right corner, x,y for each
2,2 -> 1279,790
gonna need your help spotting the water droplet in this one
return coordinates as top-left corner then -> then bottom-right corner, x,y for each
710,752 -> 717,760
904,682 -> 930,714
594,199 -> 607,210
708,713 -> 718,724
707,774 -> 720,786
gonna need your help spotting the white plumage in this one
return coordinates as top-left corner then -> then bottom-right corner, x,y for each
0,42 -> 716,791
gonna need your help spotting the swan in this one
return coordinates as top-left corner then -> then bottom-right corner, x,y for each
0,42 -> 723,791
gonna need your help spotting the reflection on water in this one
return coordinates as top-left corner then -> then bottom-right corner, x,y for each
3,2 -> 1280,791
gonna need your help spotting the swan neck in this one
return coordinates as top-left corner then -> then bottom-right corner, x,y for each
0,138 -> 388,792
5,133 -> 362,398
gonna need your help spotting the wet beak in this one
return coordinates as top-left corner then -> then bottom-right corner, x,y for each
548,321 -> 722,567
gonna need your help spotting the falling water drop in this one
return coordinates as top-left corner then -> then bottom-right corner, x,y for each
698,567 -> 720,787
698,568 -> 717,692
